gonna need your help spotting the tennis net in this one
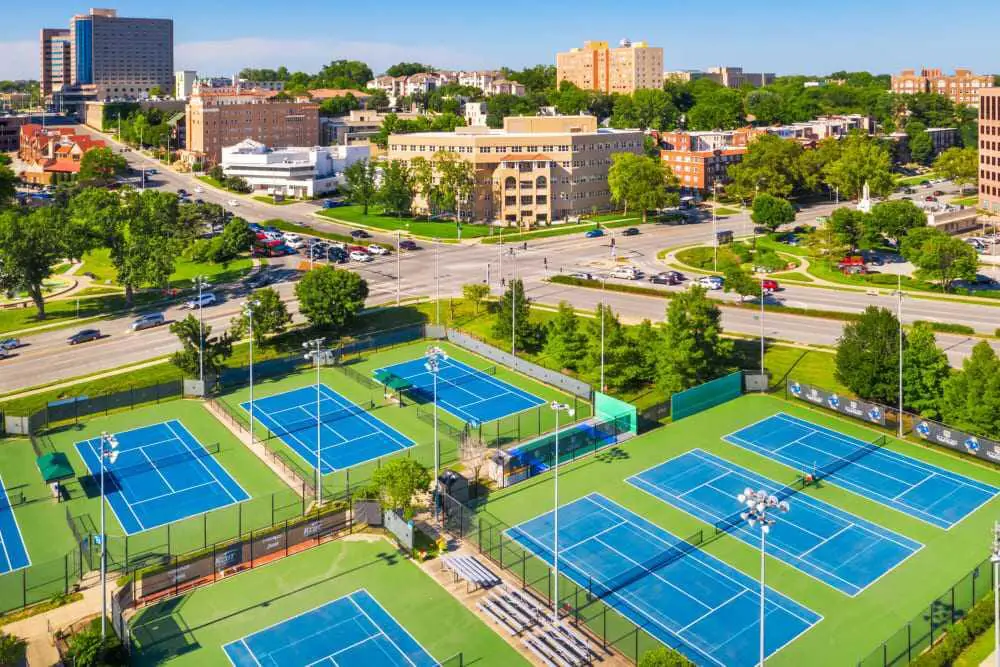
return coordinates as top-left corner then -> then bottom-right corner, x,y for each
586,532 -> 704,599
264,400 -> 377,441
4,490 -> 26,507
106,442 -> 221,479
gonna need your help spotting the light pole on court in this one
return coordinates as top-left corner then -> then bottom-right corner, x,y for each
244,300 -> 259,445
425,346 -> 448,522
98,432 -> 119,639
195,275 -> 207,389
303,337 -> 327,504
992,521 -> 1000,667
550,401 -> 574,624
395,230 -> 401,306
738,488 -> 789,667
897,274 -> 904,438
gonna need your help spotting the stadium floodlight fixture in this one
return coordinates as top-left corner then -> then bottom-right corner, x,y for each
425,346 -> 448,521
99,432 -> 119,639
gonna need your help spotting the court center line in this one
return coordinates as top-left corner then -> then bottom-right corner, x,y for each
164,421 -> 246,505
81,438 -> 146,533
347,596 -> 418,667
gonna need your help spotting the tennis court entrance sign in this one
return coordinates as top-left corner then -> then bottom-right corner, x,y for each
789,380 -> 886,426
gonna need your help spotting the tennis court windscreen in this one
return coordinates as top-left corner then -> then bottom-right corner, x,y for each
670,371 -> 743,421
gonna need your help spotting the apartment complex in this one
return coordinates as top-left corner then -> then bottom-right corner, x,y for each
0,116 -> 28,152
557,40 -> 663,94
221,139 -> 369,198
320,109 -> 422,146
979,88 -> 1000,213
385,115 -> 643,225
17,124 -> 105,184
40,29 -> 72,97
664,66 -> 776,89
174,70 -> 197,100
892,68 -> 994,107
185,87 -> 319,166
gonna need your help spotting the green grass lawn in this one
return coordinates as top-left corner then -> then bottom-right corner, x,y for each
950,194 -> 980,207
895,172 -> 936,186
79,248 -> 254,289
769,271 -> 815,282
475,393 -> 1000,666
252,195 -> 299,206
713,206 -> 741,216
955,625 -> 994,666
128,538 -> 525,666
318,205 -> 492,239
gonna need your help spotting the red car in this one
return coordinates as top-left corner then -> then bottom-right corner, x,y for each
761,279 -> 780,292
348,245 -> 368,254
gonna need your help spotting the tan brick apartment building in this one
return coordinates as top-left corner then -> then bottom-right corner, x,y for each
979,88 -> 1000,214
556,40 -> 663,95
385,116 -> 643,226
892,68 -> 994,107
185,87 -> 319,166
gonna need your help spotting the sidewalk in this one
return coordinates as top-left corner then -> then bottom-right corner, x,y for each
4,577 -> 104,667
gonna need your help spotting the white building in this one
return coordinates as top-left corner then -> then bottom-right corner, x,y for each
464,102 -> 489,127
174,70 -> 197,100
221,139 -> 369,198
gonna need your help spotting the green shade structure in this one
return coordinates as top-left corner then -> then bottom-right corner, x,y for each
36,452 -> 75,483
373,370 -> 413,392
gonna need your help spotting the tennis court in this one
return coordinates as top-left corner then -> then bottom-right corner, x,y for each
374,356 -> 544,425
75,421 -> 250,536
628,449 -> 923,596
223,589 -> 438,667
242,385 -> 414,474
725,413 -> 999,529
507,493 -> 821,666
0,475 -> 30,574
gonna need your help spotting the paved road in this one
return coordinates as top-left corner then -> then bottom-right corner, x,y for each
0,129 -> 992,393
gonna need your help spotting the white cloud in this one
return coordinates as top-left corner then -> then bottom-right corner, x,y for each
176,37 -> 487,76
0,41 -> 39,80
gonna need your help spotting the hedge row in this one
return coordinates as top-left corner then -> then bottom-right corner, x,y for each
911,591 -> 994,667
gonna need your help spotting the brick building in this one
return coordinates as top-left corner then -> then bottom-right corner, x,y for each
17,124 -> 105,184
979,88 -> 1000,213
892,68 -> 994,107
556,40 -> 663,95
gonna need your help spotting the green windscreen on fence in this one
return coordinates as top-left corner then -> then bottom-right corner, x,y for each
595,392 -> 637,435
671,371 -> 743,421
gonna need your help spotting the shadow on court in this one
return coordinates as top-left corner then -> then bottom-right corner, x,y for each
128,549 -> 402,664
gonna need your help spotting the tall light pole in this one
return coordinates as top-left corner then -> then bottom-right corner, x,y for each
510,247 -> 518,370
498,225 -> 504,288
244,300 -> 259,444
98,432 -> 119,639
712,182 -> 719,272
992,522 -> 1000,667
897,274 -> 904,438
600,275 -> 607,393
550,401 -> 575,624
195,275 -> 207,388
395,230 -> 401,306
760,276 -> 766,383
426,346 -> 448,522
738,488 -> 790,667
435,238 -> 441,325
304,337 -> 326,504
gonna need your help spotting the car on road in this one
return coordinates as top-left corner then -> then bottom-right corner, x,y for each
698,276 -> 724,290
349,229 -> 372,239
322,199 -> 346,209
368,244 -> 389,255
933,190 -> 946,197
620,227 -> 640,236
399,240 -> 419,251
68,329 -> 102,345
227,199 -> 240,207
130,312 -> 166,332
584,229 -> 605,238
246,272 -> 273,289
145,168 -> 158,175
609,266 -> 640,280
925,195 -> 936,202
761,279 -> 780,292
349,250 -> 372,262
194,186 -> 203,194
177,189 -> 187,197
327,247 -> 348,263
183,293 -> 218,309
0,338 -> 21,350
920,180 -> 931,186
650,271 -> 684,285
569,272 -> 595,280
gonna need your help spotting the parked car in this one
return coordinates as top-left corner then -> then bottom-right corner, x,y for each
698,276 -> 724,290
650,271 -> 683,285
322,199 -> 346,209
248,223 -> 262,232
368,244 -> 389,256
584,229 -> 605,238
925,195 -> 937,202
284,237 -> 307,249
761,279 -> 780,292
620,227 -> 640,236
933,190 -> 945,197
0,338 -> 21,350
183,293 -> 218,309
130,312 -> 165,332
283,232 -> 302,243
227,199 -> 240,207
246,272 -> 273,289
349,229 -> 371,239
350,250 -> 372,262
399,240 -> 419,251
327,247 -> 348,263
68,329 -> 102,345
145,168 -> 158,175
569,272 -> 595,280
610,266 -> 640,280
194,186 -> 203,194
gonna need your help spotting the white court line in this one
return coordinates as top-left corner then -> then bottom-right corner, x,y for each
137,447 -> 175,493
348,593 -> 418,667
79,438 -> 146,533
678,590 -> 750,632
164,421 -> 249,505
294,405 -> 348,446
129,481 -> 218,506
319,385 -> 413,450
0,474 -> 30,572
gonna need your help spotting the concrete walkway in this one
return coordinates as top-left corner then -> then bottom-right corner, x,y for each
3,577 -> 105,667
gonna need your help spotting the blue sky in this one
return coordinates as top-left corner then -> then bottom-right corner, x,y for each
2,0 -> 999,80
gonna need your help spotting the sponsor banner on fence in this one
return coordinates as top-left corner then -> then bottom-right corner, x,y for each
789,381 -> 886,425
913,419 -> 1000,463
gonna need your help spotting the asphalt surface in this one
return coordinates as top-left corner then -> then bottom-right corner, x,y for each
0,126 -> 993,394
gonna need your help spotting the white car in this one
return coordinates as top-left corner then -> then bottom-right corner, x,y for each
194,186 -> 203,193
183,293 -> 218,309
368,244 -> 389,256
284,237 -> 306,249
698,276 -> 724,290
349,250 -> 372,262
329,240 -> 347,250
609,266 -> 640,280
282,232 -> 302,244
227,199 -> 240,207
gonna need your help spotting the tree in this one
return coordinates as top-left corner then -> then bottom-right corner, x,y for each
462,283 -> 490,314
378,160 -> 414,216
369,458 -> 431,519
900,227 -> 978,290
367,88 -> 389,110
344,159 -> 378,215
639,646 -> 694,667
657,286 -> 733,394
0,629 -> 26,667
168,315 -> 233,378
686,88 -> 744,130
409,156 -> 434,212
431,151 -> 475,219
0,207 -> 67,318
796,137 -> 843,193
607,153 -> 679,222
835,306 -> 900,404
218,217 -> 256,259
295,266 -> 369,333
544,301 -> 588,372
933,147 -> 978,193
492,279 -> 540,352
908,130 -> 934,166
868,199 -> 925,245
0,163 -> 15,208
609,89 -> 679,131
941,342 -> 1000,435
902,323 -> 949,418
826,207 -> 869,252
78,147 -> 127,185
727,135 -> 804,200
148,85 -> 164,98
823,131 -> 894,200
750,193 -> 796,233
385,62 -> 434,77
230,287 -> 291,345
723,264 -> 762,300
583,304 -> 647,392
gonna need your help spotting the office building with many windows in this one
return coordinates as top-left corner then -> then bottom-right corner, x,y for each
979,88 -> 1000,213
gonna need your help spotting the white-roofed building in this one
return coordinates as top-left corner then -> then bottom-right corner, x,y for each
221,139 -> 370,198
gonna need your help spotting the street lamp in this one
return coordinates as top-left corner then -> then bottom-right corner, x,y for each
738,488 -> 790,667
194,275 -> 208,388
760,276 -> 766,383
510,247 -> 518,370
395,230 -> 401,307
550,401 -> 575,624
897,274 -> 904,438
425,346 -> 448,521
435,238 -> 441,326
712,182 -> 719,272
600,275 -> 607,393
243,300 -> 259,444
992,522 -> 1000,667
98,432 -> 119,639
303,337 -> 327,504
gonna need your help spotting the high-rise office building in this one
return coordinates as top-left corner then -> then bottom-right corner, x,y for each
556,39 -> 663,95
40,29 -> 72,97
979,88 -> 1000,214
42,8 -> 173,102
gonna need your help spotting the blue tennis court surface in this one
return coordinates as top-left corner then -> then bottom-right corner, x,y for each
243,385 -> 414,474
628,449 -> 923,596
507,493 -> 821,666
375,356 -> 544,424
0,475 -> 30,574
725,413 -> 999,529
75,421 -> 250,536
224,589 -> 438,667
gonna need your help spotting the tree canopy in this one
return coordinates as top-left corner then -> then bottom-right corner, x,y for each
608,153 -> 679,221
835,306 -> 900,405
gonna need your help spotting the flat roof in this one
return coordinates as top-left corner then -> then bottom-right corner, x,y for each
388,128 -> 640,140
